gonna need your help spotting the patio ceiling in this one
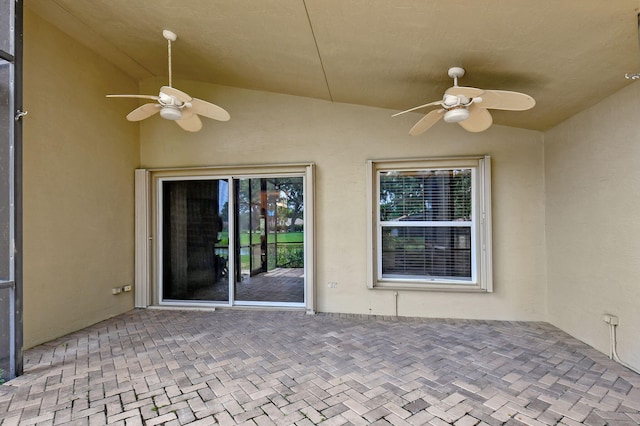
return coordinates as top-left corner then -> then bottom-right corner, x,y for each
26,0 -> 640,131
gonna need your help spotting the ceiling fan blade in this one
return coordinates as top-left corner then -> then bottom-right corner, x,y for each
189,98 -> 231,121
458,104 -> 493,132
106,94 -> 159,101
445,86 -> 484,98
161,86 -> 192,103
392,101 -> 441,117
478,90 -> 535,111
409,109 -> 444,136
175,111 -> 203,132
126,103 -> 161,121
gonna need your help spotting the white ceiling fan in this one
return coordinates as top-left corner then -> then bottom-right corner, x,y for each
107,30 -> 230,132
393,67 -> 535,135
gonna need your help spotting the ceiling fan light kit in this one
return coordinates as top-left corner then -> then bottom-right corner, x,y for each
159,105 -> 182,121
394,67 -> 535,135
106,29 -> 230,132
443,108 -> 469,123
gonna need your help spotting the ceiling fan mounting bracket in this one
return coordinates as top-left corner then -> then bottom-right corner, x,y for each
162,29 -> 177,42
448,67 -> 465,79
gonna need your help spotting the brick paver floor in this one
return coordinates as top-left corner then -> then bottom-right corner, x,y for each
1,309 -> 639,425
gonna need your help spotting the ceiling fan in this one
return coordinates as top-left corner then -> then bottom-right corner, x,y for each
106,30 -> 230,132
393,67 -> 535,135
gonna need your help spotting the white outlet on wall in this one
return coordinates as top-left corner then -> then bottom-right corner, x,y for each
328,282 -> 338,288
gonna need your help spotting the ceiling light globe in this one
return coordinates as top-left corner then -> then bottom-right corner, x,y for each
160,106 -> 182,121
444,108 -> 470,123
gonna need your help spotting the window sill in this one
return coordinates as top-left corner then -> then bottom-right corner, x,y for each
371,281 -> 490,293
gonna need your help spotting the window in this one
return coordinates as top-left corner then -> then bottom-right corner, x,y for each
367,156 -> 492,291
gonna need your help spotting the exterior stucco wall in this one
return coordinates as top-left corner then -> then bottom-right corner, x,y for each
140,77 -> 546,321
22,10 -> 140,348
545,81 -> 640,371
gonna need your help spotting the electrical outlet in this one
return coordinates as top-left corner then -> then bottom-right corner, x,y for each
122,285 -> 132,292
603,314 -> 619,325
112,287 -> 122,295
328,282 -> 338,288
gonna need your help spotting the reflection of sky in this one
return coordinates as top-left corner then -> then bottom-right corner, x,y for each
219,180 -> 229,213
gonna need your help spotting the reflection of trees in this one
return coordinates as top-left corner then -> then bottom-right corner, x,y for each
453,171 -> 471,220
275,178 -> 304,232
380,170 -> 471,222
235,178 -> 304,235
236,180 -> 254,238
220,201 -> 229,223
275,204 -> 289,230
380,174 -> 425,221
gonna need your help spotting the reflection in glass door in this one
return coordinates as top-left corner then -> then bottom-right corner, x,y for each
234,177 -> 305,304
159,176 -> 305,306
161,179 -> 230,302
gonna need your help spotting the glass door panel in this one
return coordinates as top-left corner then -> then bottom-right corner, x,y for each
234,177 -> 305,304
161,179 -> 229,303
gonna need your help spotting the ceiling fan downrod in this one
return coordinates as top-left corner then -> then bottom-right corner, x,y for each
163,30 -> 178,88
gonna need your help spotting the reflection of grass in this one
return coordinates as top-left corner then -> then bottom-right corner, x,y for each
269,232 -> 303,243
216,231 -> 304,270
218,231 -> 303,246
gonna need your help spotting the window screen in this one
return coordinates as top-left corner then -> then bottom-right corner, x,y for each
379,169 -> 473,282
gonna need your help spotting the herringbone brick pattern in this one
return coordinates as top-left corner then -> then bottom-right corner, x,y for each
0,310 -> 639,425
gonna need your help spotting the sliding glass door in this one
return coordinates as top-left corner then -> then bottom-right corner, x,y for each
161,179 -> 230,302
158,174 -> 305,307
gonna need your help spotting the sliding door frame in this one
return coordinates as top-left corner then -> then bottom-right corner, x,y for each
135,163 -> 315,314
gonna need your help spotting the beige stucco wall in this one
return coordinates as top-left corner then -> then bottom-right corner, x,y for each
140,77 -> 547,321
22,10 -> 140,348
545,81 -> 640,371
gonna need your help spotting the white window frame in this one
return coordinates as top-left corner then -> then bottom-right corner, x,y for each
367,156 -> 492,292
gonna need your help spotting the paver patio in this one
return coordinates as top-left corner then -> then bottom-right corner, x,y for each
0,309 -> 639,425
